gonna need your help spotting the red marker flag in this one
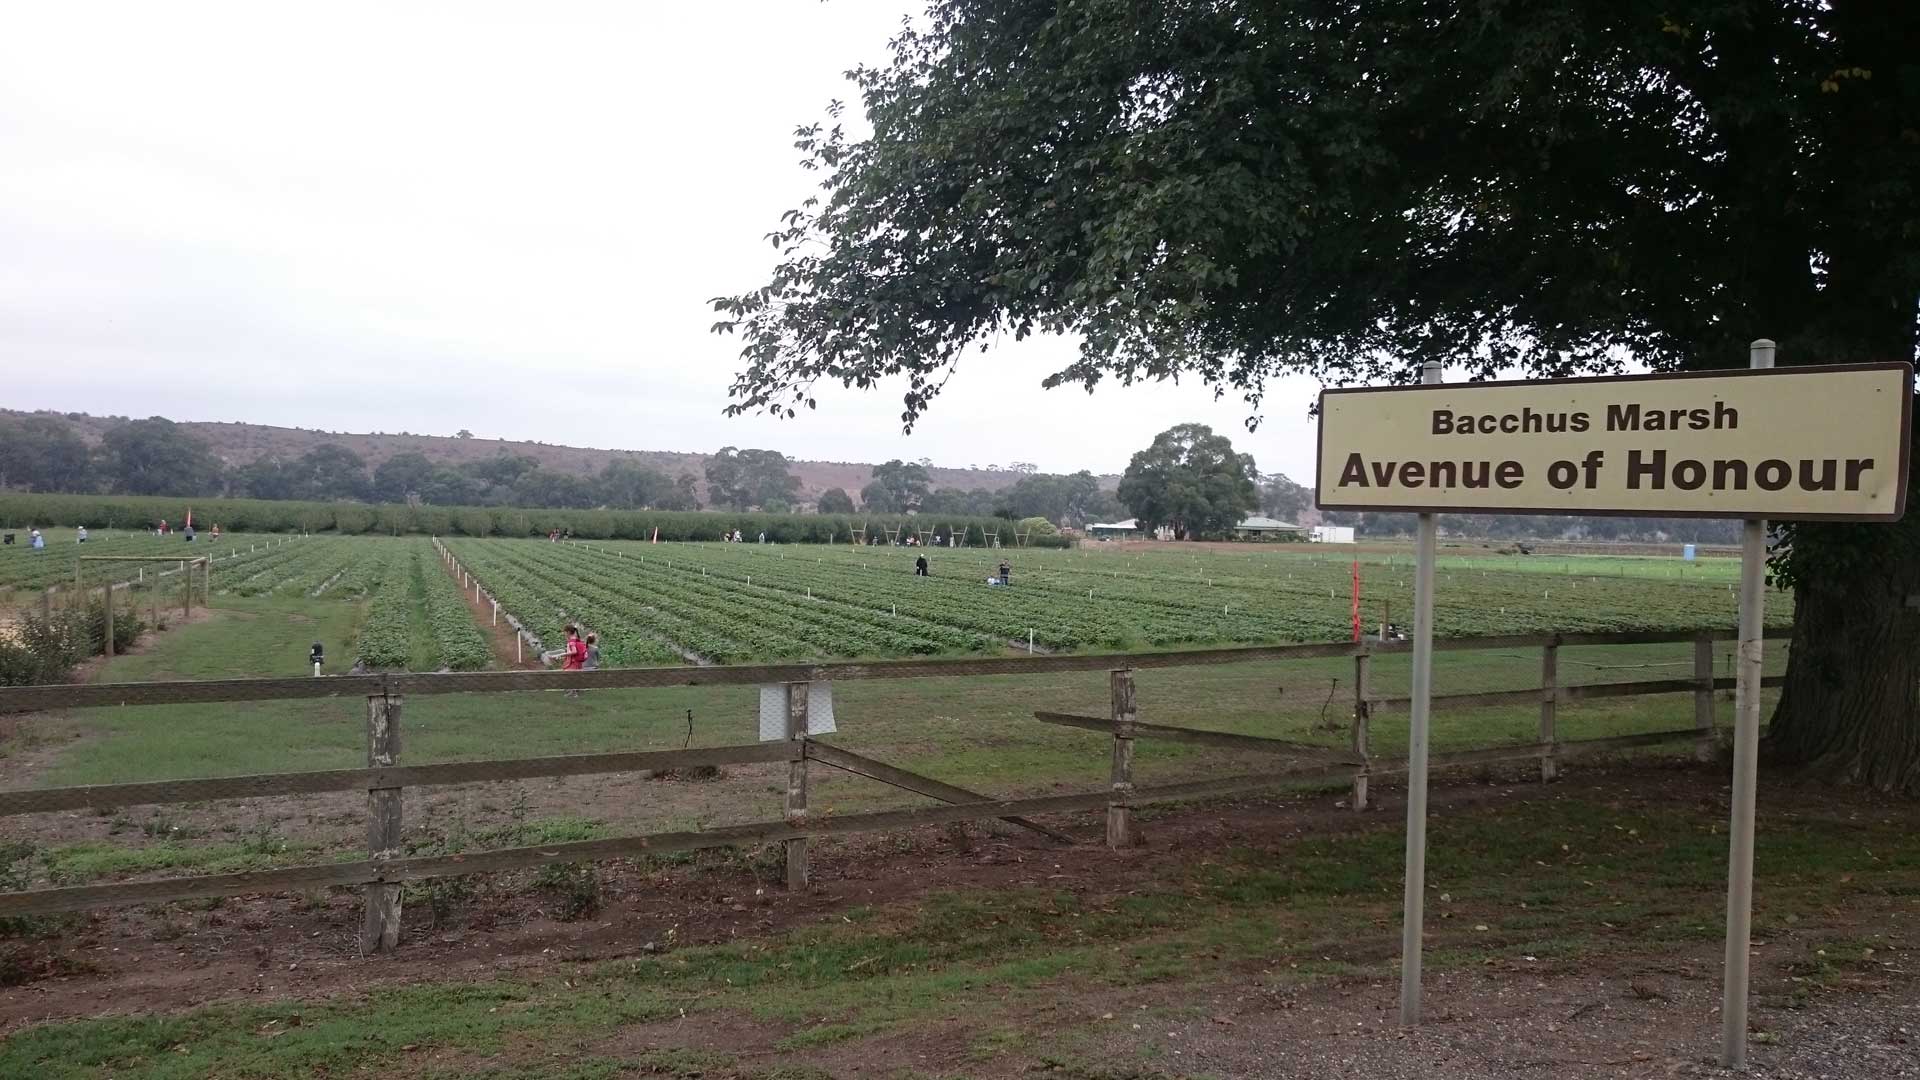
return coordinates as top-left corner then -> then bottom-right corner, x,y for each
1351,559 -> 1361,642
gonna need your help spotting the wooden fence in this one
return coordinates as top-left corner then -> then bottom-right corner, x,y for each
0,628 -> 1789,952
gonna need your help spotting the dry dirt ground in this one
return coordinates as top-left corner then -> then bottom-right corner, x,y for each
1,767 -> 1913,1078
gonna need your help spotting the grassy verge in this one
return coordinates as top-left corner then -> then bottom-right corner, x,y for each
3,789 -> 1913,1079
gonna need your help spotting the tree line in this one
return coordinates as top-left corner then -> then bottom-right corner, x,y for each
0,414 -> 1134,526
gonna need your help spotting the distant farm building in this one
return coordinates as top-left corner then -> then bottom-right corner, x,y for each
1088,518 -> 1141,539
1310,525 -> 1357,543
1234,516 -> 1307,541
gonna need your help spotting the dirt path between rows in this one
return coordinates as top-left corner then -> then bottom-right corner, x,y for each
442,553 -> 542,670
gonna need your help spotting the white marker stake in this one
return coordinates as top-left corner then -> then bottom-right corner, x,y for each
1721,339 -> 1774,1068
1400,360 -> 1442,1027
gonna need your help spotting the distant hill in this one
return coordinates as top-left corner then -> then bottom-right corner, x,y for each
10,410 -> 1117,501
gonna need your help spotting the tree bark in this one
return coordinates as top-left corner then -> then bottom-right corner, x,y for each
1767,554 -> 1920,793
1766,399 -> 1920,794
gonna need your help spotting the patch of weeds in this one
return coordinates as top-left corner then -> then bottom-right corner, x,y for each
749,1068 -> 840,1080
410,875 -> 478,930
140,812 -> 206,841
533,862 -> 600,921
40,835 -> 318,884
0,944 -> 98,988
1778,936 -> 1883,991
968,1026 -> 1026,1061
776,1018 -> 891,1050
619,1048 -> 736,1076
237,827 -> 294,857
148,913 -> 190,942
0,911 -> 84,943
427,1058 -> 642,1080
0,946 -> 44,988
480,816 -> 605,848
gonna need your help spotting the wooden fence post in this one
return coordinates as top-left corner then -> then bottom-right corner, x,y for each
1351,648 -> 1371,811
362,693 -> 403,953
784,682 -> 810,890
1694,635 -> 1715,762
180,560 -> 189,620
40,587 -> 52,622
103,586 -> 114,658
1107,668 -> 1137,848
1539,642 -> 1559,782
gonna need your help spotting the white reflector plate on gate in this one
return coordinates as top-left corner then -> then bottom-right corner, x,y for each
758,683 -> 836,741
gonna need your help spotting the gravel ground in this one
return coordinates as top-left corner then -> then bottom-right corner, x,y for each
1079,964 -> 1918,1078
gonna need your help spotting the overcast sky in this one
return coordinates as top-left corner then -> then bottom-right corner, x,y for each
1,1 -> 1326,480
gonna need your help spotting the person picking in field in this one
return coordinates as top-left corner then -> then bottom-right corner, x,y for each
998,558 -> 1011,586
584,633 -> 600,670
914,554 -> 929,577
560,624 -> 588,698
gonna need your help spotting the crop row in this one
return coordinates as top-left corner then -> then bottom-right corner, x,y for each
356,557 -> 415,671
414,547 -> 493,671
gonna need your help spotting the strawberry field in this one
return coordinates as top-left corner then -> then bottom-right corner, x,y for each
0,530 -> 301,593
442,537 -> 1790,664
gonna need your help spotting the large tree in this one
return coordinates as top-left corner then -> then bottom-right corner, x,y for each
0,415 -> 92,493
598,458 -> 676,510
712,1 -> 1920,791
1001,470 -> 1115,526
1259,474 -> 1312,524
817,487 -> 857,514
296,444 -> 371,501
1118,424 -> 1258,539
98,417 -> 223,497
704,447 -> 802,510
862,458 -> 932,513
371,451 -> 438,504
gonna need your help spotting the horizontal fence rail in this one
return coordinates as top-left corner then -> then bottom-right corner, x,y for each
1368,675 -> 1786,712
0,744 -> 796,819
0,627 -> 1792,713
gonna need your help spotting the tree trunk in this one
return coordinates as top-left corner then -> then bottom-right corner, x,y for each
1765,381 -> 1920,793
1766,539 -> 1920,794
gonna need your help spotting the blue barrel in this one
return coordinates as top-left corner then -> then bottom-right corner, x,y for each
1683,544 -> 1696,562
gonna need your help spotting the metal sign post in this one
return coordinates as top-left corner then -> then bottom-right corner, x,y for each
1721,338 -> 1773,1067
1399,359 -> 1442,1026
